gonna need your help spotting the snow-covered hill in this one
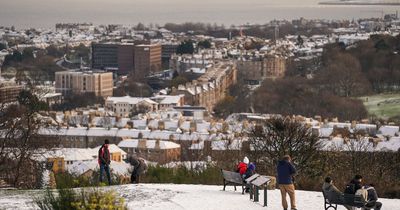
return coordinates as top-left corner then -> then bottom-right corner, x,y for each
1,184 -> 399,210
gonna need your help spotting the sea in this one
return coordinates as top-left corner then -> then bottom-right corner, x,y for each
0,0 -> 400,29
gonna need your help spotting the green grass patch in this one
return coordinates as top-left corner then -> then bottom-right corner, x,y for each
360,94 -> 400,119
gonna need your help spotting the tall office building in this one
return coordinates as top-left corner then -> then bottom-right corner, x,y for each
134,44 -> 162,78
91,43 -> 134,75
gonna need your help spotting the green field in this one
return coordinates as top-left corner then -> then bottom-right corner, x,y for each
360,94 -> 400,119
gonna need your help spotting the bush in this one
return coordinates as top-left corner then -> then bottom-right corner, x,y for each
36,188 -> 126,210
55,171 -> 122,189
141,165 -> 222,185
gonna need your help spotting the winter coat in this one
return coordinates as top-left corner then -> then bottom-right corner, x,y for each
323,182 -> 344,202
129,156 -> 148,176
237,162 -> 248,175
344,179 -> 363,194
276,160 -> 296,185
364,186 -> 381,209
98,144 -> 111,165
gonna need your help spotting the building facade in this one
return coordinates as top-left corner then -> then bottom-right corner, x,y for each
237,55 -> 286,84
134,44 -> 162,78
92,43 -> 135,75
55,70 -> 113,97
118,139 -> 181,164
0,85 -> 23,103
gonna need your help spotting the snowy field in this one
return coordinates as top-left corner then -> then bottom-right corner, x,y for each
1,184 -> 399,210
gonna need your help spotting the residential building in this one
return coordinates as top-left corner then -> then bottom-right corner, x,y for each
118,139 -> 181,164
171,63 -> 237,111
237,55 -> 286,84
55,70 -> 113,97
105,95 -> 184,117
0,84 -> 23,103
134,44 -> 162,78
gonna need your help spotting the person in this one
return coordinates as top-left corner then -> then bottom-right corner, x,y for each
322,177 -> 351,210
243,162 -> 256,193
128,156 -> 148,184
98,139 -> 111,185
344,175 -> 363,194
236,156 -> 249,177
363,184 -> 382,210
277,155 -> 297,210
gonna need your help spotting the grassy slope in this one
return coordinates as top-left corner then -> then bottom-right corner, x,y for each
360,94 -> 400,119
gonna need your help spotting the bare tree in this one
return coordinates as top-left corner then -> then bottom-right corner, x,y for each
248,117 -> 321,174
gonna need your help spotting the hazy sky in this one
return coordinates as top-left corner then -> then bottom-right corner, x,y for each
1,0 -> 398,28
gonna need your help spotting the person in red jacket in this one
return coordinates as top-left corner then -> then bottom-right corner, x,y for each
236,156 -> 249,178
98,139 -> 111,185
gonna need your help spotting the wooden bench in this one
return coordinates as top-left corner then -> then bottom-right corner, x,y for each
221,169 -> 245,194
322,191 -> 369,210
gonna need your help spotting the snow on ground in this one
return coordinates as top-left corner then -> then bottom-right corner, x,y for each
1,184 -> 400,210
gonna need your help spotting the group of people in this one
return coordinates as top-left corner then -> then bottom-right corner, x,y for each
238,155 -> 382,210
323,175 -> 382,210
98,139 -> 147,185
236,155 -> 297,210
236,156 -> 257,192
98,142 -> 383,210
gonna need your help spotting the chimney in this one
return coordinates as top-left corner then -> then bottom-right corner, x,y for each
155,139 -> 161,150
138,139 -> 147,149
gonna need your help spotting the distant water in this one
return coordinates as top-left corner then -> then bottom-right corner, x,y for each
0,0 -> 399,29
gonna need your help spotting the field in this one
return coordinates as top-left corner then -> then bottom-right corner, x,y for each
360,94 -> 400,119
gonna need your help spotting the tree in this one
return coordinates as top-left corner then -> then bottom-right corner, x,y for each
296,35 -> 304,47
0,90 -> 51,188
176,40 -> 194,54
213,96 -> 236,119
248,117 -> 321,173
170,76 -> 188,88
318,54 -> 371,97
197,40 -> 212,49
0,43 -> 6,51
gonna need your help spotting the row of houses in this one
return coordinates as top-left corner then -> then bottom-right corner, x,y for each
105,95 -> 185,117
171,62 -> 237,111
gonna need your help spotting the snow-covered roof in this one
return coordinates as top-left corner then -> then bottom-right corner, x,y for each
92,144 -> 127,156
67,160 -> 131,176
378,126 -> 399,137
118,139 -> 180,150
211,140 -> 242,151
106,96 -> 157,105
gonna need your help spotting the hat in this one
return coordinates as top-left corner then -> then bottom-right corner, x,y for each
243,156 -> 249,164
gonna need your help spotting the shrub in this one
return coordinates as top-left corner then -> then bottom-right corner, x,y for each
35,188 -> 126,210
141,164 -> 221,185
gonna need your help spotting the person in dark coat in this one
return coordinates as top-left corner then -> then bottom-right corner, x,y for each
277,155 -> 297,210
128,156 -> 148,184
344,174 -> 363,194
244,162 -> 256,193
98,139 -> 111,185
363,184 -> 382,210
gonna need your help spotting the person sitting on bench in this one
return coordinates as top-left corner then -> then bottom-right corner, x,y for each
322,177 -> 351,210
363,184 -> 382,210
